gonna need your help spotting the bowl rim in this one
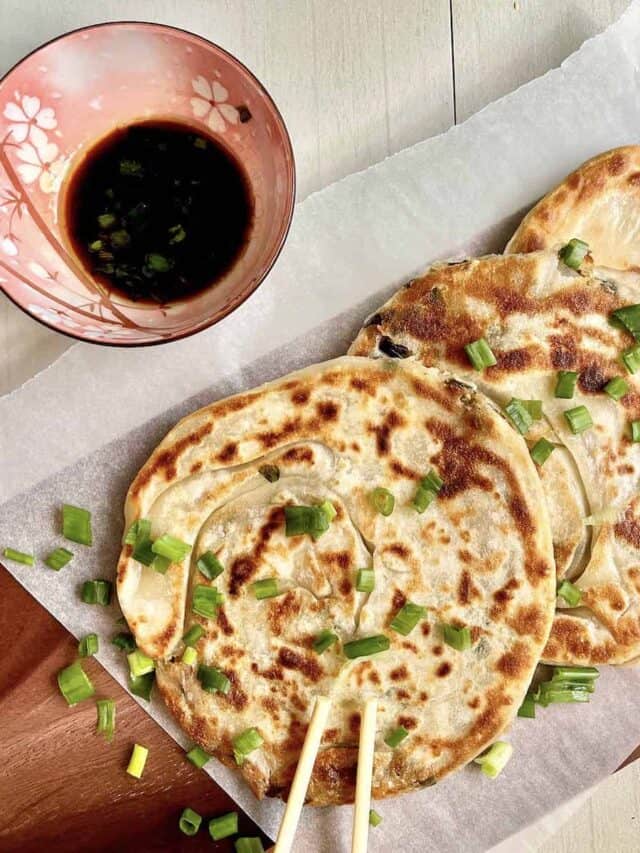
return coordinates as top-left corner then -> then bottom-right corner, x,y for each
0,19 -> 296,348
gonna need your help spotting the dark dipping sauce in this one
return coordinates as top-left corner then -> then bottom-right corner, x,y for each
65,120 -> 253,302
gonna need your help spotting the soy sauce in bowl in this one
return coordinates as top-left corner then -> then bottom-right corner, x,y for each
65,120 -> 253,303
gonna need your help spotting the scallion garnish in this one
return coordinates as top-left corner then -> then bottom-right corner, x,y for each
519,399 -> 543,420
552,665 -> 599,682
179,807 -> 202,837
343,634 -> 390,659
110,229 -> 131,248
384,726 -> 409,748
530,437 -> 555,466
370,487 -> 395,516
284,504 -> 333,539
2,547 -> 34,566
604,376 -> 629,401
564,405 -> 593,435
112,632 -> 136,653
369,809 -> 383,827
554,370 -> 578,399
517,693 -> 536,718
632,420 -> 640,442
62,504 -> 93,546
232,727 -> 264,765
559,238 -> 589,270
611,304 -> 640,340
81,579 -> 112,606
97,212 -> 116,229
57,660 -> 95,706
120,159 -> 142,177
197,663 -> 230,694
145,252 -> 172,273
151,534 -> 191,563
78,633 -> 99,657
557,579 -> 582,606
390,602 -> 426,636
126,743 -> 148,779
536,684 -> 591,706
622,343 -> 640,374
182,646 -> 197,666
129,671 -> 154,701
474,741 -> 513,778
258,464 -> 280,482
209,811 -> 239,841
356,569 -> 375,593
313,629 -> 338,654
152,555 -> 171,574
251,578 -> 281,600
183,624 -> 205,646
192,585 -> 224,618
443,623 -> 472,651
412,469 -> 443,513
197,551 -> 224,580
186,745 -> 210,769
127,519 -> 155,566
96,698 -> 116,741
168,224 -> 186,245
127,649 -> 155,678
44,546 -> 74,571
235,839 -> 264,853
504,398 -> 533,435
464,338 -> 497,371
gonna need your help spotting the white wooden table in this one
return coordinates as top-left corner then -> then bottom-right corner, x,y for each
0,2 -> 637,851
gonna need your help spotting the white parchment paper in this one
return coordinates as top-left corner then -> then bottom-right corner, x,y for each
2,4 -> 640,850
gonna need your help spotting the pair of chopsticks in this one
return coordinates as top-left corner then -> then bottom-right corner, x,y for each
274,696 -> 378,853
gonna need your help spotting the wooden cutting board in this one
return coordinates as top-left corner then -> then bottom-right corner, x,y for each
0,568 -> 272,852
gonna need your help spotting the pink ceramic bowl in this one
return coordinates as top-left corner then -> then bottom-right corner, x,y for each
0,22 -> 295,345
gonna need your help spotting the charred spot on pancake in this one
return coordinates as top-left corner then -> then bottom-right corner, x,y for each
436,662 -> 451,677
579,364 -> 607,394
226,671 -> 248,710
387,542 -> 410,560
457,569 -> 482,605
350,376 -> 376,395
339,578 -> 352,596
496,642 -> 530,679
190,460 -> 203,474
133,421 -> 214,494
316,401 -> 339,421
398,715 -> 418,730
282,445 -> 313,463
257,418 -> 302,449
321,550 -> 351,570
229,556 -> 258,596
268,592 -> 301,635
364,312 -> 384,327
608,151 -> 627,175
432,644 -> 443,656
349,712 -> 362,735
628,171 -> 640,187
549,334 -> 577,369
277,647 -> 323,682
368,670 -> 381,685
468,696 -> 480,709
421,623 -> 431,637
322,727 -> 339,744
291,388 -> 310,405
397,688 -> 410,700
490,577 -> 520,619
390,459 -> 420,480
217,441 -> 238,462
391,589 -> 407,613
507,604 -> 546,642
378,336 -> 411,359
494,348 -> 531,372
419,691 -> 428,701
390,665 -> 409,681
216,607 -> 234,636
369,410 -> 405,455
402,641 -> 418,653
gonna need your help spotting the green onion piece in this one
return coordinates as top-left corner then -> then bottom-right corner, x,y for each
537,687 -> 591,707
78,633 -> 99,657
2,547 -> 34,566
232,727 -> 264,765
96,698 -> 116,741
611,304 -> 640,340
89,239 -> 103,252
120,159 -> 142,177
343,634 -> 390,659
604,376 -> 629,401
97,212 -> 116,229
151,534 -> 191,563
384,725 -> 409,748
192,584 -> 224,618
554,370 -> 578,399
370,487 -> 395,516
258,464 -> 280,482
473,741 -> 513,778
517,693 -> 536,719
112,632 -> 136,653
197,663 -> 230,694
356,569 -> 375,593
145,252 -> 172,272
504,398 -> 533,435
412,485 -> 437,513
369,809 -> 383,827
464,337 -> 497,371
390,602 -> 427,636
128,519 -> 155,566
559,238 -> 589,270
313,629 -> 338,654
541,679 -> 595,694
319,500 -> 337,521
110,229 -> 130,248
443,623 -> 472,651
126,743 -> 148,779
151,554 -> 171,574
44,547 -> 74,571
421,469 -> 444,492
209,811 -> 239,841
564,405 -> 593,435
182,646 -> 197,666
186,745 -> 210,769
168,224 -> 186,245
557,579 -> 582,606
57,660 -> 95,706
631,421 -> 640,443
62,504 -> 93,546
124,518 -> 145,544
551,665 -> 599,682
197,551 -> 224,580
284,504 -> 331,538
235,839 -> 264,853
129,672 -> 154,701
183,624 -> 205,646
519,399 -> 543,420
127,649 -> 155,678
622,343 -> 640,374
179,807 -> 202,837
194,137 -> 207,149
251,578 -> 281,600
81,579 -> 112,606
530,437 -> 555,466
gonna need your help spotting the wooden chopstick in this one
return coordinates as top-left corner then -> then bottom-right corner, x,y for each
351,697 -> 378,853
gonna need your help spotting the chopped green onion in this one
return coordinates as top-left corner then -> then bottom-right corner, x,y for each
504,398 -> 533,435
2,547 -> 34,566
194,137 -> 207,149
126,744 -> 148,779
125,518 -> 144,544
128,519 -> 155,566
197,551 -> 224,580
112,632 -> 136,653
631,420 -> 640,442
127,649 -> 155,678
604,376 -> 629,401
88,239 -> 103,252
464,337 -> 497,371
284,504 -> 331,538
62,504 -> 92,546
258,464 -> 280,482
96,698 -> 116,741
186,745 -> 210,769
179,807 -> 202,837
530,437 -> 555,466
557,579 -> 582,606
81,579 -> 112,606
384,726 -> 409,748
517,693 -> 536,718
152,554 -> 171,574
97,212 -> 116,229
370,487 -> 395,516
45,547 -> 73,571
235,839 -> 264,853
57,660 -> 95,706
520,399 -> 543,420
390,602 -> 427,636
343,634 -> 390,659
443,623 -> 472,651
151,534 -> 191,563
251,578 -> 281,600
78,633 -> 99,657
209,811 -> 239,841
145,252 -> 172,273
197,663 -> 230,694
313,629 -> 338,654
559,238 -> 589,270
537,686 -> 591,707
168,224 -> 186,245
622,344 -> 640,374
564,405 -> 593,435
554,371 -> 578,399
319,500 -> 337,521
129,672 -> 154,701
473,741 -> 513,778
192,584 -> 224,618
369,809 -> 383,827
551,665 -> 599,682
182,646 -> 197,666
110,229 -> 131,248
421,469 -> 443,492
356,569 -> 375,593
183,624 -> 205,646
232,727 -> 264,765
611,304 -> 640,340
120,159 -> 142,177
412,468 -> 443,513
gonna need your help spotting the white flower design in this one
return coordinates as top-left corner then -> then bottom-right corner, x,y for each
190,76 -> 238,133
15,142 -> 65,193
26,303 -> 76,328
0,236 -> 18,256
3,95 -> 57,148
